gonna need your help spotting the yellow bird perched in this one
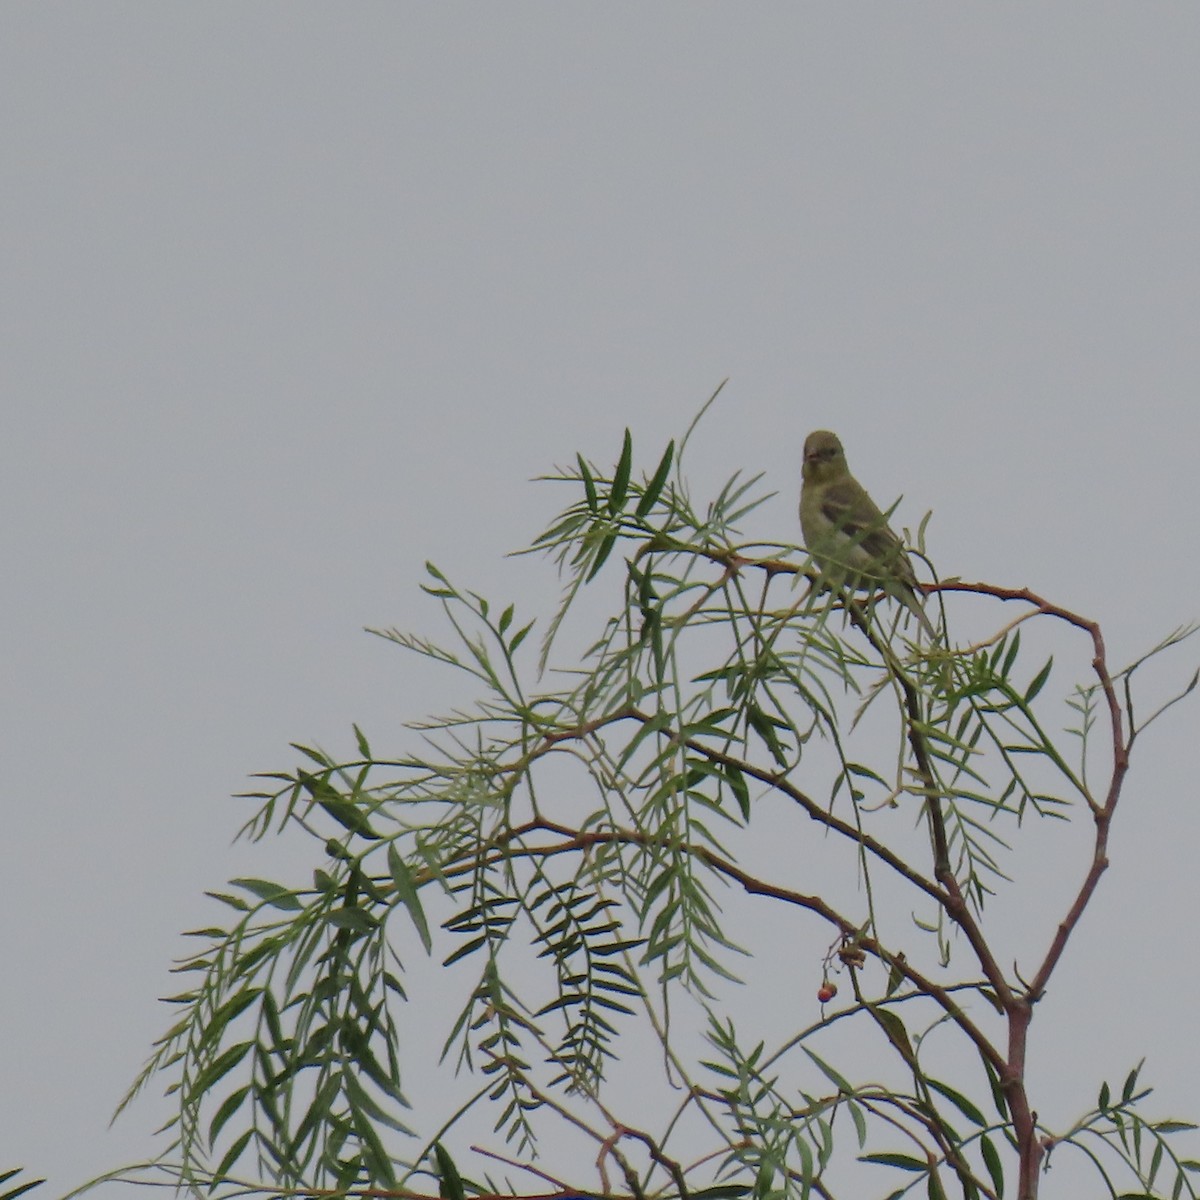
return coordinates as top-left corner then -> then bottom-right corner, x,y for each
799,429 -> 936,638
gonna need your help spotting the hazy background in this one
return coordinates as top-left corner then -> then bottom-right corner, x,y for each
3,6 -> 1199,1195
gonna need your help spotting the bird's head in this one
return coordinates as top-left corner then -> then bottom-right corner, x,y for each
802,430 -> 848,483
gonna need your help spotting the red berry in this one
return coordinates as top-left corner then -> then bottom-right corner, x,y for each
817,982 -> 837,1003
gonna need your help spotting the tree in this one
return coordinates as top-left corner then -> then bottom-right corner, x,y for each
77,404 -> 1199,1200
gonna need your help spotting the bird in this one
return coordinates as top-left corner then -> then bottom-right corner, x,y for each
799,429 -> 936,638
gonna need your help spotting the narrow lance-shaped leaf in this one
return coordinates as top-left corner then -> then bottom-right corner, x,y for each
299,770 -> 380,839
979,1134 -> 1005,1198
388,843 -> 433,953
212,1129 -> 254,1185
1024,655 -> 1054,703
191,1040 -> 253,1098
434,1143 -> 466,1200
585,530 -> 619,583
608,427 -> 633,514
577,453 -> 599,512
860,1153 -> 927,1172
926,1077 -> 987,1127
635,438 -> 675,518
229,878 -> 301,911
208,1084 -> 252,1146
0,1170 -> 46,1200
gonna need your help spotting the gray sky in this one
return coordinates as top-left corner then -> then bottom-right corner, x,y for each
4,6 -> 1200,1196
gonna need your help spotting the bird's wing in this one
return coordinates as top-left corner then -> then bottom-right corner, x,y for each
819,480 -> 906,571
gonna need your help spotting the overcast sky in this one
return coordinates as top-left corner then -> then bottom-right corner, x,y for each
3,6 -> 1200,1196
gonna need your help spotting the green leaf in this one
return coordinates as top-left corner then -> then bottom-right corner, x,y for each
198,987 -> 264,1051
212,1128 -> 254,1182
261,988 -> 284,1051
324,837 -> 354,861
585,530 -> 618,582
0,1170 -> 45,1200
325,907 -> 378,933
292,742 -> 334,768
927,1077 -> 987,1127
635,439 -> 675,518
433,1143 -> 466,1200
577,453 -> 599,512
860,1152 -> 927,1172
344,1070 -> 415,1135
847,1097 -> 869,1147
980,1133 -> 1005,1198
229,878 -> 302,911
686,706 -> 739,735
746,703 -> 788,768
846,760 -> 889,788
723,761 -> 750,821
801,1046 -> 854,1094
300,771 -> 380,839
443,934 -> 488,967
508,619 -> 535,653
1149,1139 -> 1164,1186
614,708 -> 672,772
608,428 -> 633,514
208,1084 -> 251,1145
353,1102 -> 398,1188
1000,631 -> 1021,677
1024,655 -> 1054,703
873,1006 -> 914,1063
191,1040 -> 253,1097
388,844 -> 432,953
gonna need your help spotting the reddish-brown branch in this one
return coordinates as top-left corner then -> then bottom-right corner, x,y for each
925,582 -> 1130,1200
928,586 -> 1129,987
